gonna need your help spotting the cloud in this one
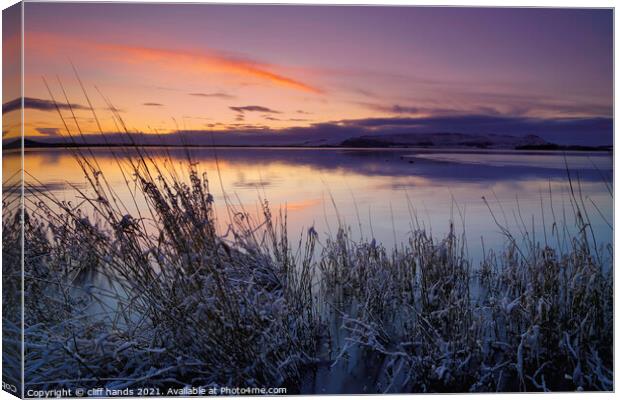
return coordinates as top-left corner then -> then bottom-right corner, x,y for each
389,104 -> 420,114
204,114 -> 612,146
225,123 -> 270,130
25,113 -> 612,147
205,122 -> 225,128
27,32 -> 323,94
362,103 -> 421,114
143,102 -> 164,107
35,127 -> 61,136
333,115 -> 613,145
230,105 -> 281,114
190,92 -> 236,99
357,102 -> 499,117
445,90 -> 613,118
3,97 -> 89,114
106,106 -> 124,113
146,115 -> 609,146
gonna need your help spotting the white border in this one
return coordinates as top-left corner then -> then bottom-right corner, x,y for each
0,1 -> 615,400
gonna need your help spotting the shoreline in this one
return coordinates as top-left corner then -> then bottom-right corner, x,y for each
3,141 -> 613,154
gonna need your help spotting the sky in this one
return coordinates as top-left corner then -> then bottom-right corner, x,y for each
3,4 -> 614,144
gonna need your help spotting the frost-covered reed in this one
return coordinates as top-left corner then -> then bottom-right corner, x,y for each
16,152 -> 323,392
8,147 -> 611,393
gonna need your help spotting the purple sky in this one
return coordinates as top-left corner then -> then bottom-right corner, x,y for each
7,4 -> 614,144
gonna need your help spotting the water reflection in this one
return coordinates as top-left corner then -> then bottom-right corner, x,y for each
18,147 -> 613,264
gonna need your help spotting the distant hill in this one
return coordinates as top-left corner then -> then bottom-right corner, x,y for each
2,132 -> 612,152
340,132 -> 551,149
4,138 -> 89,149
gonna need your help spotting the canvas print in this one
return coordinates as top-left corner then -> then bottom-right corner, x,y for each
2,2 -> 614,397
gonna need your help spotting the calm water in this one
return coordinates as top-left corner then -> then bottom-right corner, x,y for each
19,147 -> 613,265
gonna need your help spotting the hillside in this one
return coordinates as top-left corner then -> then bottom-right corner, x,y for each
340,132 -> 550,149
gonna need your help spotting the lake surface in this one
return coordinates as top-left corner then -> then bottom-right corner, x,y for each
18,147 -> 613,265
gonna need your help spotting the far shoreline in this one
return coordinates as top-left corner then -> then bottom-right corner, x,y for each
2,139 -> 613,154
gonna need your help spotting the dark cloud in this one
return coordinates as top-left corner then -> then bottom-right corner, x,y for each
190,92 -> 236,99
143,102 -> 164,107
341,114 -> 598,131
35,127 -> 61,136
24,114 -> 612,147
334,115 -> 613,145
3,97 -> 89,114
153,115 -> 611,146
230,105 -> 281,114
